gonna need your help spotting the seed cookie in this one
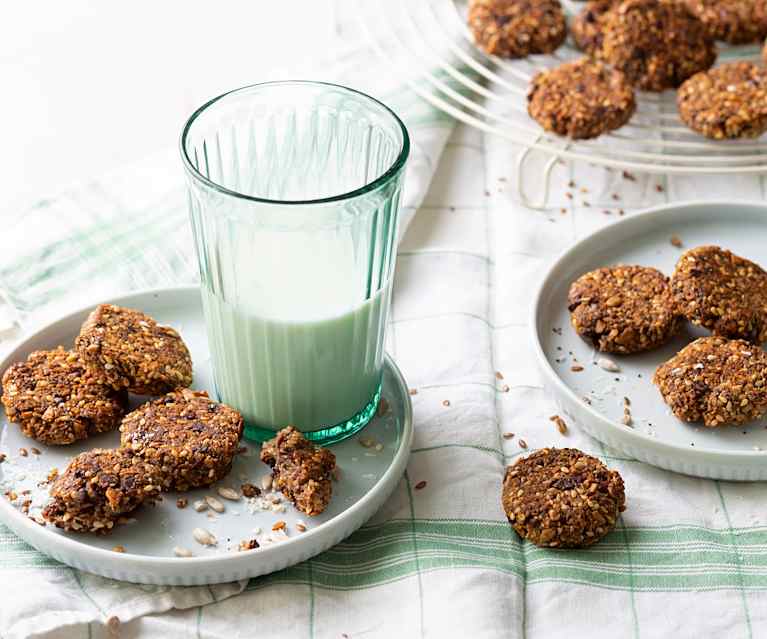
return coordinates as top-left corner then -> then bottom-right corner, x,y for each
75,304 -> 193,396
683,0 -> 767,44
571,0 -> 617,56
654,337 -> 767,427
42,448 -> 161,533
467,0 -> 567,58
568,265 -> 680,354
601,0 -> 716,92
677,63 -> 767,140
671,245 -> 767,343
120,389 -> 244,491
1,347 -> 128,445
528,58 -> 636,139
502,448 -> 626,548
260,426 -> 336,516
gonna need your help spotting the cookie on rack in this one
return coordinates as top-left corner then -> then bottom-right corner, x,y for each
571,0 -> 617,56
683,0 -> 767,45
568,265 -> 680,353
260,426 -> 336,516
654,336 -> 767,427
120,389 -> 244,491
1,347 -> 128,445
677,62 -> 767,140
502,448 -> 626,548
75,304 -> 193,396
467,0 -> 567,58
527,58 -> 636,139
42,448 -> 161,533
670,245 -> 767,342
601,0 -> 716,92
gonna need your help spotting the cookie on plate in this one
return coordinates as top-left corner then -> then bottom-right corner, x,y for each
42,448 -> 161,533
571,0 -> 617,56
467,0 -> 567,58
568,265 -> 680,353
528,58 -> 636,139
601,0 -> 716,92
502,448 -> 626,548
75,304 -> 193,396
1,347 -> 128,445
677,62 -> 767,140
683,0 -> 767,44
654,337 -> 767,426
120,389 -> 243,491
260,426 -> 336,516
671,245 -> 767,343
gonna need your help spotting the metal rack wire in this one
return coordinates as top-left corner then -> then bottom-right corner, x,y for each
357,0 -> 766,207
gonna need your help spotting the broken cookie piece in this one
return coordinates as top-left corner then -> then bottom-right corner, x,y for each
260,426 -> 336,516
654,336 -> 767,427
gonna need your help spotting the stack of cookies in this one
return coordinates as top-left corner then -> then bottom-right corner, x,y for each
568,246 -> 767,429
469,0 -> 767,141
1,304 -> 245,533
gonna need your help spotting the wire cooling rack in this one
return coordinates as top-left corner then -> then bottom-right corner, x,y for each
356,0 -> 766,207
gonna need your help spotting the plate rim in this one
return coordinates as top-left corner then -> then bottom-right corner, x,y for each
0,285 -> 413,579
530,199 -> 767,477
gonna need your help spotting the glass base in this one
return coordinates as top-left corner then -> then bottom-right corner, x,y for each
243,383 -> 382,446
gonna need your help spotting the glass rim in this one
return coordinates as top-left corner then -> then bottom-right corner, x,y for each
179,80 -> 410,206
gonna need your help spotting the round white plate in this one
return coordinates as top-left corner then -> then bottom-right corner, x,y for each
0,287 -> 413,584
533,200 -> 767,481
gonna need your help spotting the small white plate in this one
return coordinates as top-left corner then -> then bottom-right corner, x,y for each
0,287 -> 413,584
532,200 -> 767,481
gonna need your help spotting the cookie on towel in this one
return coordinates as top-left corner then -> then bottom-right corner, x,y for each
502,448 -> 626,548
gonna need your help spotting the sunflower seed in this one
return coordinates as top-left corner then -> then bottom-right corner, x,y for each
261,474 -> 273,491
192,500 -> 208,512
217,487 -> 241,501
204,496 -> 225,513
597,358 -> 620,373
174,546 -> 193,557
192,528 -> 217,546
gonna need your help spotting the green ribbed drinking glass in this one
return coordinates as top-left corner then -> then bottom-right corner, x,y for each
180,81 -> 409,444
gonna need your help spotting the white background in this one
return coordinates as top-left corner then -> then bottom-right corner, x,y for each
0,1 -> 335,213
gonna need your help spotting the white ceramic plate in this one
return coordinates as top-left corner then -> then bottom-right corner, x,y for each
0,287 -> 413,584
533,200 -> 767,481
